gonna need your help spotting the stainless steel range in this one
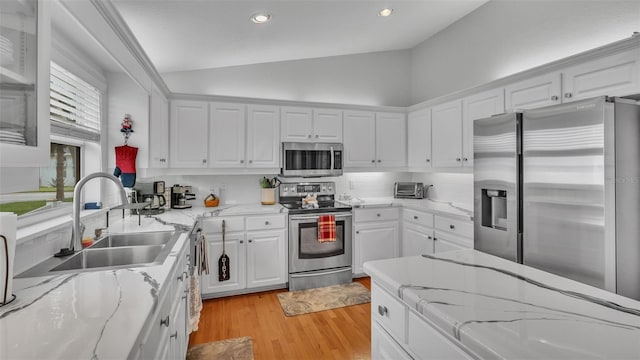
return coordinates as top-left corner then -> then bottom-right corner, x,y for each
280,182 -> 352,291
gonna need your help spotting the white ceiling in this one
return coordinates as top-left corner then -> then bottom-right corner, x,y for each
110,0 -> 488,73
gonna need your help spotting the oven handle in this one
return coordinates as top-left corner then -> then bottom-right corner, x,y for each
289,267 -> 352,278
330,146 -> 335,170
289,213 -> 352,221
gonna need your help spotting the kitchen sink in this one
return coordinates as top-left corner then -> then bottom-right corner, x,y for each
50,245 -> 164,271
16,230 -> 180,278
89,231 -> 173,248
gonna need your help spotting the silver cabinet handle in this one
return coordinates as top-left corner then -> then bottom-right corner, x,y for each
377,160 -> 381,163
249,160 -> 252,164
202,159 -> 207,164
240,159 -> 244,164
456,158 -> 461,162
378,305 -> 388,316
248,239 -> 253,243
551,95 -> 559,101
265,221 -> 270,225
413,216 -> 418,220
315,134 -> 319,138
239,240 -> 244,244
170,331 -> 178,339
356,231 -> 360,234
308,134 -> 312,138
177,271 -> 187,282
371,160 -> 375,163
564,92 -> 573,99
450,224 -> 455,229
160,158 -> 166,163
160,315 -> 170,327
426,159 -> 430,162
182,295 -> 187,300
463,157 -> 468,162
377,213 -> 381,217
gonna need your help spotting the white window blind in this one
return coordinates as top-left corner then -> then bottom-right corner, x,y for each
50,62 -> 101,138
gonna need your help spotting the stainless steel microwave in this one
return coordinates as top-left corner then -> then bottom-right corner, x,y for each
281,142 -> 343,177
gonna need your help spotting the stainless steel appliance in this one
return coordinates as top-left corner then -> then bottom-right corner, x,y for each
394,182 -> 424,199
281,142 -> 343,177
474,96 -> 640,300
133,181 -> 166,215
280,181 -> 353,290
171,184 -> 195,209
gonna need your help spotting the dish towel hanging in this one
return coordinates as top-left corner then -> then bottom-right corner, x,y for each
113,145 -> 138,187
318,214 -> 336,243
189,230 -> 208,333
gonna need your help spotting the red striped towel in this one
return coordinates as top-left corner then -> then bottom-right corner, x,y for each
318,214 -> 336,243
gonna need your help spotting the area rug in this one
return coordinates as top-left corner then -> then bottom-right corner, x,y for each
277,282 -> 371,316
186,336 -> 254,360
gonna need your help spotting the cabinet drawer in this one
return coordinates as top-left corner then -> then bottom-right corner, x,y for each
355,207 -> 399,222
402,208 -> 433,227
434,216 -> 473,239
200,217 -> 245,233
246,214 -> 285,231
434,231 -> 473,252
408,311 -> 472,360
372,284 -> 407,344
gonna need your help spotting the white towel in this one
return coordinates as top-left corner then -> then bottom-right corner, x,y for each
1,212 -> 17,305
188,273 -> 203,333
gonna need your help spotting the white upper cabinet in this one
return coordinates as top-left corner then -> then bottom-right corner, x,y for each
431,100 -> 463,168
209,102 -> 246,168
170,100 -> 209,168
562,49 -> 640,102
407,108 -> 432,169
505,72 -> 562,110
344,110 -> 376,168
462,88 -> 505,167
149,85 -> 169,168
313,108 -> 343,142
281,107 -> 342,142
375,112 -> 406,168
246,104 -> 280,168
280,106 -> 313,141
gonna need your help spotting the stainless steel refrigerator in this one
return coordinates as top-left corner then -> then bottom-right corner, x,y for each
474,96 -> 640,300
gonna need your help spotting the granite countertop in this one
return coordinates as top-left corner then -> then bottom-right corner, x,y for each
364,250 -> 640,359
339,197 -> 473,221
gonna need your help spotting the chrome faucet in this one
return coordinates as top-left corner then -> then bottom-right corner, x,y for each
67,172 -> 128,254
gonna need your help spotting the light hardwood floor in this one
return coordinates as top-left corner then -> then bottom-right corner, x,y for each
189,278 -> 372,360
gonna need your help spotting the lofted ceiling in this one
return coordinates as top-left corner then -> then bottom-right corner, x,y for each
110,0 -> 488,73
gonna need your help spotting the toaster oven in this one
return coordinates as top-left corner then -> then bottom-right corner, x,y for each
394,182 -> 424,199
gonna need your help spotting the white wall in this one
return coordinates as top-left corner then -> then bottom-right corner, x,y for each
410,172 -> 474,210
162,50 -> 412,107
410,0 -> 640,103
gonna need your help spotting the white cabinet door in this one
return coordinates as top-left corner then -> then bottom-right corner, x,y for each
247,105 -> 280,168
354,221 -> 399,274
372,322 -> 412,360
402,224 -> 434,257
344,110 -> 376,168
246,229 -> 286,288
170,100 -> 209,168
313,108 -> 343,142
431,100 -> 463,168
462,88 -> 505,167
209,102 -> 246,168
281,106 -> 313,142
505,72 -> 562,110
408,311 -> 473,360
407,108 -> 432,169
375,112 -> 406,168
562,49 -> 640,102
169,291 -> 188,360
434,232 -> 471,253
201,232 -> 246,294
149,85 -> 169,168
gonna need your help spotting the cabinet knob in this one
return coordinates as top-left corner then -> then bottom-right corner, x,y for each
182,295 -> 187,300
240,159 -> 244,164
177,271 -> 187,282
160,158 -> 166,162
315,134 -> 319,138
202,159 -> 207,164
564,92 -> 573,99
308,134 -> 312,138
463,157 -> 468,162
356,231 -> 360,234
426,159 -> 430,162
377,213 -> 381,217
248,239 -> 253,243
377,160 -> 381,163
170,331 -> 178,339
371,160 -> 375,163
428,236 -> 432,240
249,160 -> 253,164
378,305 -> 388,316
434,237 -> 437,241
240,240 -> 244,244
265,221 -> 270,225
450,224 -> 456,229
456,158 -> 461,162
413,215 -> 418,220
551,95 -> 559,101
160,315 -> 170,327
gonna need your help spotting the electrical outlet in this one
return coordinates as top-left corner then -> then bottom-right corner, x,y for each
349,180 -> 355,190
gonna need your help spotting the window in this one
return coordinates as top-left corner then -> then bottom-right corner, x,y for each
0,62 -> 101,218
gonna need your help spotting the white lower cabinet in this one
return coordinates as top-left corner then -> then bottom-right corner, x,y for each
353,208 -> 400,274
402,224 -> 435,257
433,215 -> 473,253
371,283 -> 474,360
200,214 -> 287,296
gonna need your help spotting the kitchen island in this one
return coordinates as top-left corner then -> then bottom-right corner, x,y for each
364,250 -> 640,359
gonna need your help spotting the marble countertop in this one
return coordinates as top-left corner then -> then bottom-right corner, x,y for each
364,250 -> 640,359
339,197 -> 473,221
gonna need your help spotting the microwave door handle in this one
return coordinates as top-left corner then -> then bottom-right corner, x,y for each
330,146 -> 334,170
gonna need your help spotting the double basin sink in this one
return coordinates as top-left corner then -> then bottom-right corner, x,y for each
18,231 -> 180,278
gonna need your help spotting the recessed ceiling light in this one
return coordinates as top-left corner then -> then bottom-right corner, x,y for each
251,13 -> 271,24
378,8 -> 393,17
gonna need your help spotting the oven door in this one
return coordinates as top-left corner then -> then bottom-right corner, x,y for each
288,212 -> 352,273
281,142 -> 343,177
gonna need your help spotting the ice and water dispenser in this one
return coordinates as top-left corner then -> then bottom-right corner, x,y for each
481,189 -> 508,230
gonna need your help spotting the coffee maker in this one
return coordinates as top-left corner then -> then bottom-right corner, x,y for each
133,181 -> 166,215
171,184 -> 195,209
